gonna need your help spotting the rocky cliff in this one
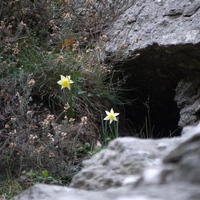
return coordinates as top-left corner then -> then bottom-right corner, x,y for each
103,0 -> 200,137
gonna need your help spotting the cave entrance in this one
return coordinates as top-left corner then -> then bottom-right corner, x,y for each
121,85 -> 181,138
115,45 -> 185,138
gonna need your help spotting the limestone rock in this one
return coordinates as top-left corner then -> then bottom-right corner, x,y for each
12,183 -> 200,200
105,0 -> 200,55
138,122 -> 200,186
70,137 -> 180,190
175,78 -> 200,127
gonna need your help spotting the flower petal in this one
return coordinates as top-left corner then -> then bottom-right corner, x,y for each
105,111 -> 110,115
104,116 -> 109,120
60,75 -> 65,80
114,113 -> 119,117
57,80 -> 62,85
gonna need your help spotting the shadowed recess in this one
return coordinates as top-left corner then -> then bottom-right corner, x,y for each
116,43 -> 200,138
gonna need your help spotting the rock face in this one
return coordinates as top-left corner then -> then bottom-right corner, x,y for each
105,0 -> 200,54
70,137 -> 181,190
13,123 -> 200,200
175,78 -> 200,127
103,0 -> 200,136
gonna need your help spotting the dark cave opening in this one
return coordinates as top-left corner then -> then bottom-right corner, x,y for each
121,85 -> 181,138
114,44 -> 195,138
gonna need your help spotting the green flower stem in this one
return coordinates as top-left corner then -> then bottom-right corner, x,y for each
109,123 -> 114,137
69,90 -> 74,118
109,119 -> 119,139
115,119 -> 119,138
102,115 -> 119,145
101,115 -> 107,144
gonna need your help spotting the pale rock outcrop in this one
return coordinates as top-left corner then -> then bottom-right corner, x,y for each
70,136 -> 180,190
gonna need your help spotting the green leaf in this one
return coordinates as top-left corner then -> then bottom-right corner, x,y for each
42,170 -> 49,178
78,91 -> 87,95
87,93 -> 93,97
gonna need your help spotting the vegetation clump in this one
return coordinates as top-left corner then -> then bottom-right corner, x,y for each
0,0 -> 131,198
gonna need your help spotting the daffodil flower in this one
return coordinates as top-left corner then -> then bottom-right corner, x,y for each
104,108 -> 119,124
57,75 -> 74,90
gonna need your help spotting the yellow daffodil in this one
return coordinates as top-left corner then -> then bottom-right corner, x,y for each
57,75 -> 73,90
104,108 -> 119,124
